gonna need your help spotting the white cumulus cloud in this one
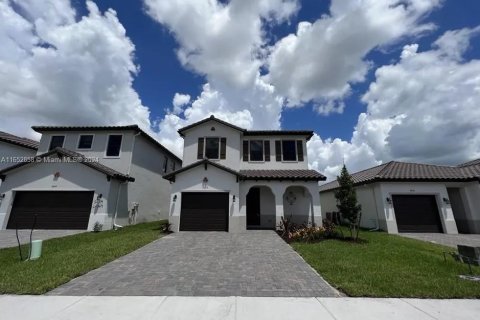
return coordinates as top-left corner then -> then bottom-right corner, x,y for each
0,0 -> 152,139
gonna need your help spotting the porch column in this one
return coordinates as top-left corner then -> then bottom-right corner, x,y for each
272,185 -> 285,229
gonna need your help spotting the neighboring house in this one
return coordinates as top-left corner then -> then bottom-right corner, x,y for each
0,125 -> 181,230
319,160 -> 480,234
0,131 -> 39,170
163,115 -> 325,232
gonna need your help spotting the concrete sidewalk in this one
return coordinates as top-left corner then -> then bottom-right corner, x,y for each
1,296 -> 479,320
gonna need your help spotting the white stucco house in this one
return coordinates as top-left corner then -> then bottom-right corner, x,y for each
0,131 -> 39,170
163,115 -> 326,232
319,160 -> 480,234
0,125 -> 181,231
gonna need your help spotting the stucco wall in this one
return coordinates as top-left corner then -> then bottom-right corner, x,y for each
0,160 -> 116,230
240,136 -> 309,170
0,142 -> 37,170
168,164 -> 240,232
129,135 -> 181,223
320,181 -> 465,234
461,182 -> 480,233
37,130 -> 135,174
182,120 -> 241,168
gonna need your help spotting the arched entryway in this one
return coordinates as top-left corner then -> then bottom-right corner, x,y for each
283,186 -> 313,226
246,186 -> 275,230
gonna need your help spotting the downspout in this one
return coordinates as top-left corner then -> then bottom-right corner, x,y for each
113,180 -> 128,230
113,131 -> 140,230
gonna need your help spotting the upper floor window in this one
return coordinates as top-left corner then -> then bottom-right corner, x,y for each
275,140 -> 304,162
106,134 -> 122,157
49,135 -> 65,151
243,140 -> 270,162
77,134 -> 94,150
197,137 -> 226,160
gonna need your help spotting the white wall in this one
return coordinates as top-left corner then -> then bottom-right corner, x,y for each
182,120 -> 241,168
129,135 -> 181,223
0,160 -> 115,230
321,181 -> 464,234
460,182 -> 480,233
168,164 -> 240,232
37,130 -> 135,174
240,136 -> 309,170
0,142 -> 37,170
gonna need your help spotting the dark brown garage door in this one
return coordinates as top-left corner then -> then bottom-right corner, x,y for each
392,195 -> 443,233
7,191 -> 94,230
180,192 -> 229,231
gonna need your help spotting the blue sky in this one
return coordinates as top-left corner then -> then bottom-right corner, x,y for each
69,0 -> 480,141
1,0 -> 480,180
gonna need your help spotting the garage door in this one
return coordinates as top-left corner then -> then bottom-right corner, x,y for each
392,195 -> 443,233
7,191 -> 94,230
180,192 -> 229,231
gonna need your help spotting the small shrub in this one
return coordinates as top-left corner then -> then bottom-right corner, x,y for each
160,222 -> 173,234
277,217 -> 299,242
290,226 -> 326,243
322,218 -> 338,238
93,222 -> 103,233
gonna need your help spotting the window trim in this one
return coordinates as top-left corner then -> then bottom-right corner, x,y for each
48,135 -> 65,151
76,134 -> 95,150
248,140 -> 265,162
204,137 -> 221,160
104,134 -> 123,158
281,139 -> 298,162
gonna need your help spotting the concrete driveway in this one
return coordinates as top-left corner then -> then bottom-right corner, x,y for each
0,230 -> 85,249
49,231 -> 339,297
400,233 -> 480,248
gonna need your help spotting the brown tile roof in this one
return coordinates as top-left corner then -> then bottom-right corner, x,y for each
319,161 -> 480,192
458,158 -> 480,167
178,115 -> 246,137
0,131 -> 39,150
177,115 -> 315,140
244,130 -> 314,141
239,169 -> 326,181
31,124 -> 181,163
0,147 -> 134,182
163,159 -> 241,181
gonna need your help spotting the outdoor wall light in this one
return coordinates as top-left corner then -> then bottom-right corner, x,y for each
0,193 -> 5,199
97,193 -> 103,200
202,177 -> 209,189
173,194 -> 177,202
233,195 -> 236,202
386,197 -> 392,204
443,197 -> 450,205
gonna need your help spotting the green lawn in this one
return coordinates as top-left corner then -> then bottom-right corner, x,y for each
0,221 -> 166,294
291,230 -> 480,298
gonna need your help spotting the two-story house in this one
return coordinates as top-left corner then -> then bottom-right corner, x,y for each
0,131 -> 39,170
0,125 -> 181,231
163,116 -> 326,232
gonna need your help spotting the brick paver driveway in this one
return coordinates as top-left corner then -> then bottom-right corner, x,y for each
49,231 -> 339,297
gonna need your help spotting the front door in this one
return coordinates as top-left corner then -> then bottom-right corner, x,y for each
247,187 -> 261,226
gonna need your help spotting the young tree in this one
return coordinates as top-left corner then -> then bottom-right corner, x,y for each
334,165 -> 362,240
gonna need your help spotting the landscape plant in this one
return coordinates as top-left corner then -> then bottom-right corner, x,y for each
334,165 -> 362,241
